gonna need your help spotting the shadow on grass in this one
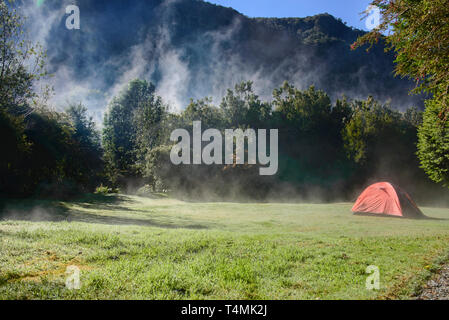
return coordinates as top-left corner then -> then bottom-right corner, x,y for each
0,194 -> 207,230
70,193 -> 143,212
353,212 -> 449,221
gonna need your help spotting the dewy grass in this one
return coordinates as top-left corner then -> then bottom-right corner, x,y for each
0,194 -> 449,299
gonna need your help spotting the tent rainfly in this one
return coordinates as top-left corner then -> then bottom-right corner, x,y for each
352,182 -> 424,218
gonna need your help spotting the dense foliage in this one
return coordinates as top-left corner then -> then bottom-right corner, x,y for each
353,0 -> 449,186
354,0 -> 448,108
0,1 -> 46,110
0,2 -> 103,198
102,79 -> 166,188
417,99 -> 449,187
101,79 -> 446,203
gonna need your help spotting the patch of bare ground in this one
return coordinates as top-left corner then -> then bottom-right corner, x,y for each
417,264 -> 449,300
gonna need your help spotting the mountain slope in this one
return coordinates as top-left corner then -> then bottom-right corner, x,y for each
23,0 -> 422,119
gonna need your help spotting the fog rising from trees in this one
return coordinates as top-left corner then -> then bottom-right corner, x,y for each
1,0 -> 448,206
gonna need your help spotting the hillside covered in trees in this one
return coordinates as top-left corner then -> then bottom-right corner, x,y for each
26,0 -> 423,116
1,0 -> 448,205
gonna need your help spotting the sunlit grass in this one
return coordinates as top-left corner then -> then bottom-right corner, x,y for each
1,194 -> 449,299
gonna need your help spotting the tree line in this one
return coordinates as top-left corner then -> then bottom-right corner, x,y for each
101,79 -> 448,203
1,0 -> 448,204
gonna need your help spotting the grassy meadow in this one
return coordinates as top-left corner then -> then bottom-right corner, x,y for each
1,194 -> 449,300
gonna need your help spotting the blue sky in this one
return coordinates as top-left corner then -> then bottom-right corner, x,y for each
207,0 -> 373,30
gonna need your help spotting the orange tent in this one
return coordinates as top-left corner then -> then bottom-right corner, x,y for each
352,182 -> 424,218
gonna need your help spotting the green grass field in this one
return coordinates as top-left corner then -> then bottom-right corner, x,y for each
1,194 -> 449,300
